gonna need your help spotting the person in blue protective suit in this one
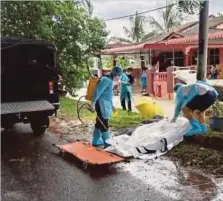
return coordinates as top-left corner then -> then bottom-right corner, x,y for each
90,66 -> 123,147
171,81 -> 218,137
120,70 -> 133,112
209,65 -> 218,80
141,68 -> 147,93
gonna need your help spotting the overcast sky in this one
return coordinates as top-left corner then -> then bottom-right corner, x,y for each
91,0 -> 223,39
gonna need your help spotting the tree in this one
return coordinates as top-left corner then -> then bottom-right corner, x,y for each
218,13 -> 223,18
102,56 -> 130,69
177,0 -> 201,15
123,11 -> 147,43
1,1 -> 108,95
108,11 -> 156,44
81,0 -> 93,16
148,3 -> 183,34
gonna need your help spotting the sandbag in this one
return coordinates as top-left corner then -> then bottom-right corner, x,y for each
105,117 -> 191,159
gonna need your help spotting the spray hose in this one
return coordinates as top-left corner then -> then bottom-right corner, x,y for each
76,96 -> 108,131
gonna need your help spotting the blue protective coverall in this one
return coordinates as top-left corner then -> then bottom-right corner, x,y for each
91,75 -> 113,147
141,71 -> 147,88
120,73 -> 132,100
174,81 -> 218,136
91,66 -> 123,147
92,76 -> 113,120
120,73 -> 133,111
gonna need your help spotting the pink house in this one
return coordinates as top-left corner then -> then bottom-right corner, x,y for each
101,16 -> 223,99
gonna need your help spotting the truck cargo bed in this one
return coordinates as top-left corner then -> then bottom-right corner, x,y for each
1,100 -> 54,115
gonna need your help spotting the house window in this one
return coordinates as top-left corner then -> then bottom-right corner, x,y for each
174,51 -> 184,66
158,51 -> 184,71
140,56 -> 145,68
148,51 -> 152,65
209,48 -> 219,65
166,52 -> 173,65
192,55 -> 197,65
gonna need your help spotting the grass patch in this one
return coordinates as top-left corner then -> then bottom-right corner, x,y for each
109,110 -> 143,129
60,97 -> 143,128
59,97 -> 95,120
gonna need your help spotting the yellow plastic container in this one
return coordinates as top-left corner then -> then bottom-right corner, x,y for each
135,98 -> 164,119
86,77 -> 100,101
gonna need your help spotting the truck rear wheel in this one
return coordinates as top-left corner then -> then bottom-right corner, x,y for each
1,116 -> 16,131
30,116 -> 49,136
2,123 -> 14,131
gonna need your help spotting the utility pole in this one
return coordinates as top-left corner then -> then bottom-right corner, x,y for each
197,0 -> 209,81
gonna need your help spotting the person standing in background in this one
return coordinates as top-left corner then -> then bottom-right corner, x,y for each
209,65 -> 218,80
141,68 -> 147,93
120,69 -> 133,112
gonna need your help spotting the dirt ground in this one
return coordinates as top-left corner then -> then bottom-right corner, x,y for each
169,136 -> 223,176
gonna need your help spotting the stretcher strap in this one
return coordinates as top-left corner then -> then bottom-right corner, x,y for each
135,138 -> 168,155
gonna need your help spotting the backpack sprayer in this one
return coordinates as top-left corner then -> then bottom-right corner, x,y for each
77,76 -> 99,123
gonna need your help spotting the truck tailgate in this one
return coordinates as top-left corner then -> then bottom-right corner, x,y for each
1,100 -> 55,115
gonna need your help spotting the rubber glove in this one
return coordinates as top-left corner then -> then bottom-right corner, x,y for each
170,117 -> 177,123
112,105 -> 116,112
122,81 -> 130,85
90,103 -> 96,112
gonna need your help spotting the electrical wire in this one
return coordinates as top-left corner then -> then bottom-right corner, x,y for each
104,3 -> 177,21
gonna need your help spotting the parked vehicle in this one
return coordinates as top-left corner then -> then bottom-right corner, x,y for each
1,37 -> 60,135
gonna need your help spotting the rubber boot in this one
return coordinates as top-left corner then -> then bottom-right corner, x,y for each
200,123 -> 208,134
184,118 -> 203,137
102,131 -> 111,148
92,128 -> 104,147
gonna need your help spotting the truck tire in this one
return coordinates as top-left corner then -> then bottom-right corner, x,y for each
31,116 -> 49,136
1,116 -> 16,130
2,123 -> 14,131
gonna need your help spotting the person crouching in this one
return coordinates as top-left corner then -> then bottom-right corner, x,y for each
171,81 -> 218,137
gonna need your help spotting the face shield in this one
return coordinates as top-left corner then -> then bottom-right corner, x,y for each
112,66 -> 123,78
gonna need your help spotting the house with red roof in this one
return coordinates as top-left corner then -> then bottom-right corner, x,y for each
101,15 -> 223,99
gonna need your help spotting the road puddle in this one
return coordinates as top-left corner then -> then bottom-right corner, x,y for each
116,157 -> 222,201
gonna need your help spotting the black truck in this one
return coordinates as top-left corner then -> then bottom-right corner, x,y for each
1,37 -> 60,135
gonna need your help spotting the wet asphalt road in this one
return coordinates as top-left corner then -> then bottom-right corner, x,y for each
1,124 -> 170,201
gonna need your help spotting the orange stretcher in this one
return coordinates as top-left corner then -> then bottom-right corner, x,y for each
54,141 -> 124,167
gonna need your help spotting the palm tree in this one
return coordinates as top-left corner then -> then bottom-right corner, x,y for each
123,11 -> 147,43
108,11 -> 156,44
148,3 -> 183,34
108,4 -> 183,44
218,13 -> 223,19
